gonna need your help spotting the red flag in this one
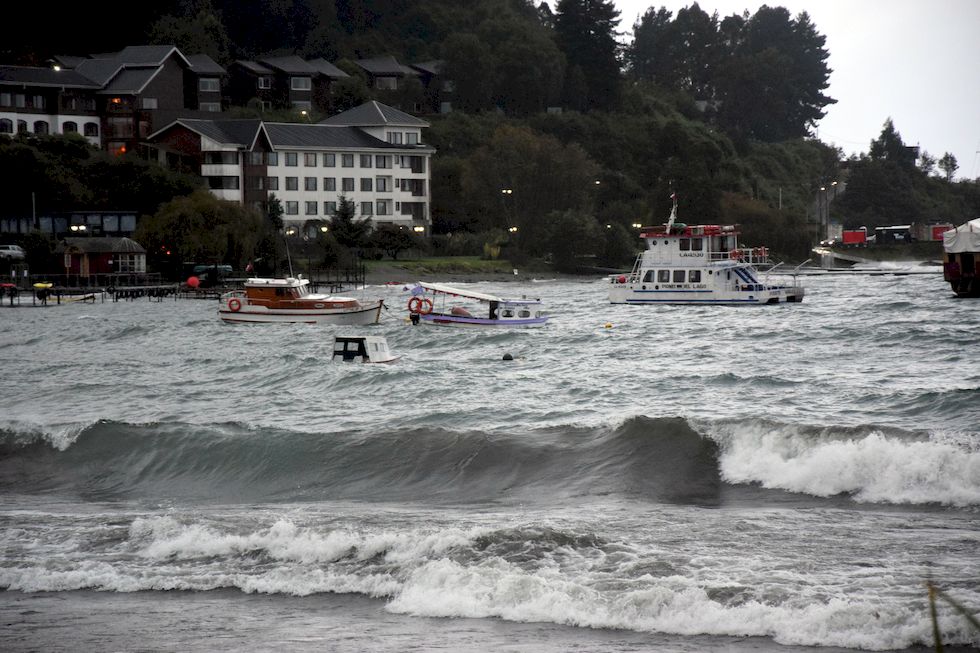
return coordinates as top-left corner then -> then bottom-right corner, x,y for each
245,261 -> 253,272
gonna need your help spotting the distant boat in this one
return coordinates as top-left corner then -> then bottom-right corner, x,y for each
332,335 -> 398,363
406,282 -> 549,327
609,197 -> 805,305
942,219 -> 980,297
218,277 -> 384,324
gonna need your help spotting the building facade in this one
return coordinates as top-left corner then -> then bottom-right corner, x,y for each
147,101 -> 434,233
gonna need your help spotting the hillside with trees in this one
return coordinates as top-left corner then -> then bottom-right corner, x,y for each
3,0 -> 977,274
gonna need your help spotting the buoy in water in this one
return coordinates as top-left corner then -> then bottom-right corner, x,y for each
186,276 -> 200,288
604,323 -> 613,329
502,353 -> 514,361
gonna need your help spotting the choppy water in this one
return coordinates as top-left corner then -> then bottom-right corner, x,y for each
1,272 -> 978,652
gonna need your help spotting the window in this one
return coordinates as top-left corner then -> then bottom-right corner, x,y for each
341,154 -> 353,167
33,121 -> 49,134
285,177 -> 298,191
323,153 -> 335,167
376,77 -> 397,90
261,100 -> 272,111
305,201 -> 318,215
658,270 -> 670,283
0,119 -> 11,134
141,97 -> 158,109
15,94 -> 26,108
285,201 -> 298,215
290,77 -> 311,90
673,270 -> 685,283
248,152 -> 264,165
689,270 -> 702,283
204,152 -> 237,165
0,93 -> 9,106
258,77 -> 271,89
267,152 -> 279,166
285,152 -> 298,166
246,176 -> 266,190
375,155 -> 391,168
305,177 -> 317,191
376,200 -> 391,216
207,176 -> 240,189
691,238 -> 703,251
406,132 -> 419,145
386,131 -> 403,144
360,154 -> 372,168
84,122 -> 99,137
324,177 -> 336,191
360,178 -> 372,192
199,78 -> 220,92
17,120 -> 27,133
200,102 -> 221,112
642,270 -> 654,282
266,177 -> 279,190
376,176 -> 391,192
342,178 -> 354,192
360,202 -> 373,216
304,153 -> 317,167
32,95 -> 45,109
293,100 -> 311,110
324,201 -> 337,215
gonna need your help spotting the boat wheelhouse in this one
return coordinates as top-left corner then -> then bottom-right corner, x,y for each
406,282 -> 549,327
609,201 -> 805,305
332,336 -> 398,363
942,218 -> 980,297
218,277 -> 384,324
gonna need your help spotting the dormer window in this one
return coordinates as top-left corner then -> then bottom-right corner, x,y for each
291,77 -> 311,91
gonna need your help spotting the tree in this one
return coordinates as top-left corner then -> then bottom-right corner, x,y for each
329,196 -> 371,248
547,210 -> 604,272
440,33 -> 493,112
554,0 -> 622,110
149,5 -> 232,64
370,224 -> 417,260
628,7 -> 673,83
136,189 -> 264,273
938,152 -> 959,182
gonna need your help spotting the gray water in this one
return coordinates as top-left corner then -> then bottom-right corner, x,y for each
1,272 -> 977,652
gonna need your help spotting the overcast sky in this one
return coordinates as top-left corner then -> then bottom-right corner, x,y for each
605,0 -> 980,180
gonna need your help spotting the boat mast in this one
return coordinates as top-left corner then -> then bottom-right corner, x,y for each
664,192 -> 678,234
283,231 -> 295,278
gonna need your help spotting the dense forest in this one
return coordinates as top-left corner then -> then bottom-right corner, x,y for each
3,0 -> 978,270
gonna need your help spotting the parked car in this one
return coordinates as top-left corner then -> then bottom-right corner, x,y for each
0,245 -> 26,261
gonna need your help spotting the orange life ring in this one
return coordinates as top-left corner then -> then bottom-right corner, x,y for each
407,296 -> 422,313
228,298 -> 242,312
419,298 -> 433,315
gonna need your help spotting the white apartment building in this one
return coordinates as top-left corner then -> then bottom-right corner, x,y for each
148,101 -> 434,234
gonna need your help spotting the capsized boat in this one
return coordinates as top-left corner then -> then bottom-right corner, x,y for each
406,281 -> 549,327
609,198 -> 805,305
218,276 -> 384,324
942,218 -> 980,297
332,335 -> 398,363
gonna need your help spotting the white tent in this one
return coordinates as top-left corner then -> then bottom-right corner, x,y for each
942,218 -> 980,253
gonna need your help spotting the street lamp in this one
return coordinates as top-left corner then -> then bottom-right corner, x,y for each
631,222 -> 642,229
319,225 -> 328,233
413,225 -> 425,233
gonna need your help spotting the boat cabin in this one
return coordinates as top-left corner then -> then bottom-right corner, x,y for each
332,336 -> 397,363
637,223 -> 769,266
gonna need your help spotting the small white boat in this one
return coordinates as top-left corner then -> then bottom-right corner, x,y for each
332,336 -> 398,363
218,276 -> 384,324
406,282 -> 549,327
609,198 -> 805,305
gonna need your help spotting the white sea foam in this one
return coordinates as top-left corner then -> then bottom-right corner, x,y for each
704,421 -> 980,506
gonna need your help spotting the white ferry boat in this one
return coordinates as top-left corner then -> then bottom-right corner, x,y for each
609,200 -> 805,305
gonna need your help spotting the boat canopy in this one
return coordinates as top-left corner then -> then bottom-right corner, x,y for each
943,219 -> 980,253
415,282 -> 503,303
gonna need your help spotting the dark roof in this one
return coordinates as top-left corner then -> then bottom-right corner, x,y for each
151,119 -> 263,147
307,58 -> 349,79
51,55 -> 88,69
259,56 -> 316,75
58,237 -> 145,254
232,60 -> 274,75
410,60 -> 443,76
0,65 -> 100,89
187,54 -> 225,76
74,58 -> 125,86
354,56 -> 418,77
319,100 -> 429,128
264,123 -> 395,150
116,45 -> 188,67
98,68 -> 160,94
